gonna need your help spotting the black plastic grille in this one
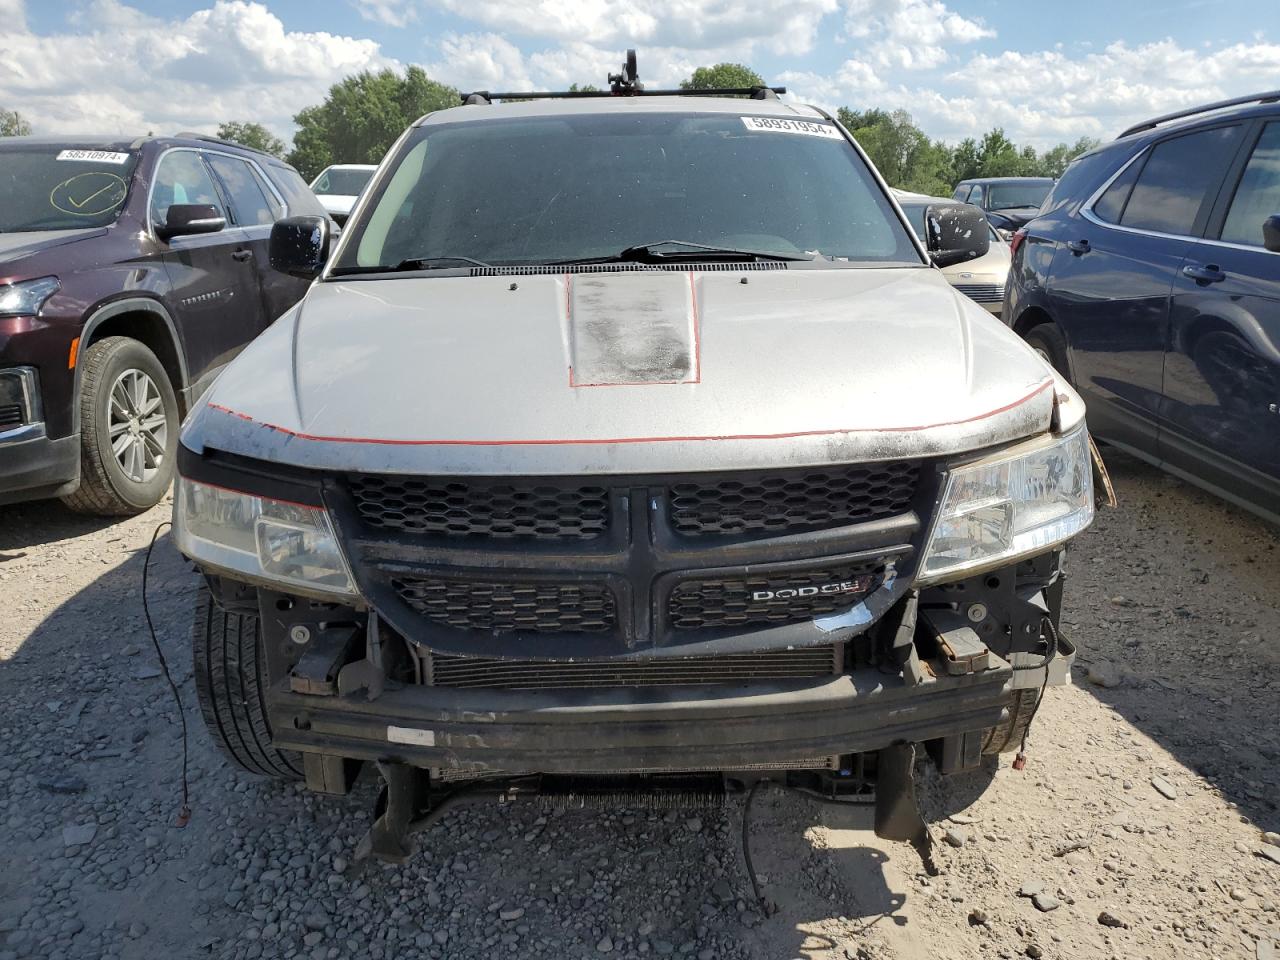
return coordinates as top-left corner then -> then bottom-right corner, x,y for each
952,282 -> 1005,304
394,577 -> 616,633
349,476 -> 610,540
668,462 -> 919,536
0,403 -> 22,428
427,646 -> 839,689
668,560 -> 884,630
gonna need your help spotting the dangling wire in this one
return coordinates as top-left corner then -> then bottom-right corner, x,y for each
142,520 -> 191,826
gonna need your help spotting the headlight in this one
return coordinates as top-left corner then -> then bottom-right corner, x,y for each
173,477 -> 358,601
918,425 -> 1093,585
0,277 -> 60,317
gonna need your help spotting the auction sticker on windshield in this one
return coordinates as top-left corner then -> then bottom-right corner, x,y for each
56,149 -> 131,164
740,117 -> 843,140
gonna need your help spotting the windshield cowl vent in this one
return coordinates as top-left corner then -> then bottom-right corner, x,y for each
469,262 -> 790,277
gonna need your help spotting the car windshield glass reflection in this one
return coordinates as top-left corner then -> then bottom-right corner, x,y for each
0,147 -> 139,231
986,183 -> 1051,210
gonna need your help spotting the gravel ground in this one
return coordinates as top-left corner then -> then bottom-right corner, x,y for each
0,451 -> 1276,960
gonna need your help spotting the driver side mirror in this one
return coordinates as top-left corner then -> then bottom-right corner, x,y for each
157,204 -> 225,241
925,204 -> 990,268
270,216 -> 331,280
1263,214 -> 1280,253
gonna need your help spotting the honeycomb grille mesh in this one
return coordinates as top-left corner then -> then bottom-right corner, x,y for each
428,646 -> 839,689
349,476 -> 610,540
394,577 -> 616,633
668,462 -> 919,536
668,560 -> 884,630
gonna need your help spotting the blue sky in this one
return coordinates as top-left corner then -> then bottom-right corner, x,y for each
4,0 -> 1278,149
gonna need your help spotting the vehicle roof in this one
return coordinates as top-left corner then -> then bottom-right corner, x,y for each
0,135 -> 146,150
416,95 -> 830,127
891,189 -> 952,206
1111,97 -> 1280,146
957,177 -> 1054,185
321,163 -> 378,171
0,133 -> 283,160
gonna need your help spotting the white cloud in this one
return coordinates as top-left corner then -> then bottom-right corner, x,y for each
426,33 -> 535,93
844,0 -> 994,69
351,0 -> 417,27
0,0 -> 395,138
412,0 -> 837,56
786,36 -> 1280,148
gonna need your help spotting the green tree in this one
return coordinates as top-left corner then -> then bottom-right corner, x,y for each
215,121 -> 286,158
837,107 -> 954,196
976,128 -> 1024,178
680,63 -> 765,92
951,137 -> 981,182
1038,136 -> 1101,178
1,108 -> 32,137
568,83 -> 601,93
287,67 -> 457,180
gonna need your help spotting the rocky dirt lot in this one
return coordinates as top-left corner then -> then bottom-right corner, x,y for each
0,451 -> 1276,960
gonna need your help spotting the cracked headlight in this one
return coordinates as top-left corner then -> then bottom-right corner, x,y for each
173,477 -> 358,601
918,424 -> 1093,585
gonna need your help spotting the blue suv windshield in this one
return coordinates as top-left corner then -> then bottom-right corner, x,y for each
0,146 -> 139,232
332,111 -> 921,270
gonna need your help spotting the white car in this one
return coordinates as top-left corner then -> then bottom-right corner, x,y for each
308,164 -> 377,225
893,189 -> 1011,317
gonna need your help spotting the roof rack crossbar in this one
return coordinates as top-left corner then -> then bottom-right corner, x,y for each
461,49 -> 784,105
173,131 -> 279,159
1118,89 -> 1280,139
460,86 -> 786,104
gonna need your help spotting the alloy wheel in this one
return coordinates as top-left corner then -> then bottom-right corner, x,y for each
107,368 -> 168,483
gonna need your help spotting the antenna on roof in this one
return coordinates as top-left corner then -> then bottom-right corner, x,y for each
608,49 -> 643,95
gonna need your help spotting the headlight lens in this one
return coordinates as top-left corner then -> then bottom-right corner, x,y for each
173,477 -> 358,600
0,277 -> 60,317
918,425 -> 1093,585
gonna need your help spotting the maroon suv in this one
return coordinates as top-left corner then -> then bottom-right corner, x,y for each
0,135 -> 327,513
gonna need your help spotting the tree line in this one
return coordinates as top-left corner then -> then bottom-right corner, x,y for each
1,61 -> 1099,193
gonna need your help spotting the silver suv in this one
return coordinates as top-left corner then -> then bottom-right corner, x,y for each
173,62 -> 1094,865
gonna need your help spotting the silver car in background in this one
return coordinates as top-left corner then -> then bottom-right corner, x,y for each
894,189 -> 1011,317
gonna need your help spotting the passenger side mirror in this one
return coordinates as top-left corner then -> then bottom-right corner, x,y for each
157,204 -> 225,241
1263,214 -> 1280,253
270,216 -> 331,280
925,204 -> 990,268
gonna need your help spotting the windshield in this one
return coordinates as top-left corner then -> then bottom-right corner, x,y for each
312,167 -> 374,196
0,147 -> 138,232
333,112 -> 920,271
985,182 -> 1051,211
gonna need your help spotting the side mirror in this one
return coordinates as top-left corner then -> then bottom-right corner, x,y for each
157,204 -> 225,241
270,216 -> 330,280
1263,214 -> 1280,254
925,204 -> 990,268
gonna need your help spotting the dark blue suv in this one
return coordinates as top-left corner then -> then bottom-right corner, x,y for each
1006,90 -> 1280,525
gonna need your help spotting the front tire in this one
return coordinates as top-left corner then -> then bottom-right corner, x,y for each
62,336 -> 179,515
1023,323 -> 1070,380
982,689 -> 1039,755
192,586 -> 302,781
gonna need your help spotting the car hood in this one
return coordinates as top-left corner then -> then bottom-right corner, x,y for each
986,207 -> 1040,228
316,195 -> 357,216
185,267 -> 1075,475
0,228 -> 105,267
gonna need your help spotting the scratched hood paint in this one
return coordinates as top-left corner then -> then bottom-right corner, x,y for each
184,267 -> 1067,475
0,227 -> 105,264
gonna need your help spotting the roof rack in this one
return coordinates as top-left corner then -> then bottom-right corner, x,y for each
173,131 -> 279,159
1117,89 -> 1280,139
460,49 -> 785,105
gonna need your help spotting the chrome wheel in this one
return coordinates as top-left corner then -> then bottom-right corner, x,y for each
107,368 -> 167,483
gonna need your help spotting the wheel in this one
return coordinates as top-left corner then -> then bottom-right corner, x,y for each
981,688 -> 1039,755
192,585 -> 302,780
1023,323 -> 1070,380
62,336 -> 179,515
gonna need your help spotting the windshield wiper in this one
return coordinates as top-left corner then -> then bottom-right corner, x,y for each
329,255 -> 493,276
547,240 -> 811,266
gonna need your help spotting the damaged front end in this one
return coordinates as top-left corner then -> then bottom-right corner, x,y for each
176,417 -> 1092,869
